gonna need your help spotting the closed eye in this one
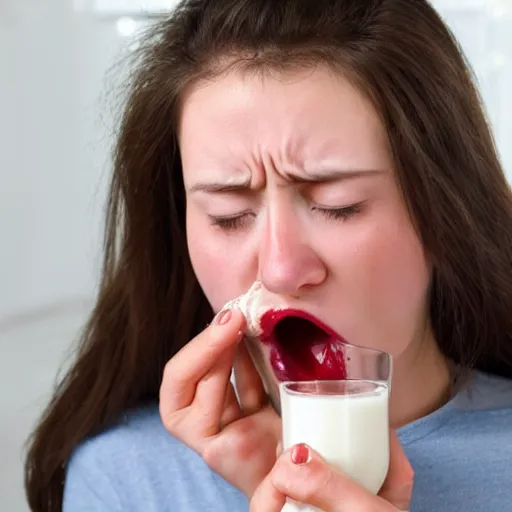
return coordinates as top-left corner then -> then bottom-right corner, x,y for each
209,202 -> 364,232
208,212 -> 255,231
313,201 -> 364,221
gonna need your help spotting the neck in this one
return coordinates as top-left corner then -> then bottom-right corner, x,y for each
390,330 -> 452,429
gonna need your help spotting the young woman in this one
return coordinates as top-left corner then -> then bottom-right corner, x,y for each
25,0 -> 512,511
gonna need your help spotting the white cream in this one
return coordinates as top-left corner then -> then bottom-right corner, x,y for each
219,280 -> 287,337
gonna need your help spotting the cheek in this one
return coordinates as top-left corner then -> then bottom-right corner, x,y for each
186,209 -> 253,312
335,214 -> 430,355
373,226 -> 429,318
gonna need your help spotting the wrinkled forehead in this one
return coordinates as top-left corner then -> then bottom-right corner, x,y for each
177,65 -> 391,185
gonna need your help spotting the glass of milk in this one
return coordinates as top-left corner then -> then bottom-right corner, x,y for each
279,344 -> 392,512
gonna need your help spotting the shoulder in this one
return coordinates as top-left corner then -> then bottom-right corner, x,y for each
452,370 -> 512,412
65,403 -> 195,479
405,371 -> 512,445
67,402 -> 192,468
443,371 -> 512,446
64,403 -> 246,511
401,372 -> 512,511
63,404 -> 173,511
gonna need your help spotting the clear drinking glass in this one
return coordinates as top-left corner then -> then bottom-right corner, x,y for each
279,344 -> 392,512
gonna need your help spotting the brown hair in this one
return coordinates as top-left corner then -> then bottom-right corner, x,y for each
25,0 -> 512,509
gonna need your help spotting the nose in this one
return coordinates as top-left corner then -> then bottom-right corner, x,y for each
258,203 -> 327,296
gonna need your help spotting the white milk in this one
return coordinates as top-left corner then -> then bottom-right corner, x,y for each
280,380 -> 390,512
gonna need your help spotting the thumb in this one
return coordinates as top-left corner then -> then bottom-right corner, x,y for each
378,430 -> 414,510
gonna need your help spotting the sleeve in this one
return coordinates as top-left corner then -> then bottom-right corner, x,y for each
63,444 -> 124,512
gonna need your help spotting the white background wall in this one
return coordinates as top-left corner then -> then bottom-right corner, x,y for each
1,0 -> 115,321
0,0 -> 511,510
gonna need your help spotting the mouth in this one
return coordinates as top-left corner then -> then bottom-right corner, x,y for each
259,309 -> 347,382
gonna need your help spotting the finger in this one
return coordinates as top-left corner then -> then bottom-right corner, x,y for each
271,444 -> 396,512
250,468 -> 286,512
190,342 -> 240,437
159,307 -> 245,414
220,380 -> 243,428
378,430 -> 414,510
233,340 -> 267,414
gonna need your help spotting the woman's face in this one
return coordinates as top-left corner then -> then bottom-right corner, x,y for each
179,65 -> 431,379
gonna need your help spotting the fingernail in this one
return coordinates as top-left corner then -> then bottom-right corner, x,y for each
291,443 -> 311,465
216,309 -> 232,325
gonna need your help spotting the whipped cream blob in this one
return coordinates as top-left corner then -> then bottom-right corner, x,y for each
218,280 -> 287,337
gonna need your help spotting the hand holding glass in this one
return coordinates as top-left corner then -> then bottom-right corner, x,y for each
279,344 -> 392,512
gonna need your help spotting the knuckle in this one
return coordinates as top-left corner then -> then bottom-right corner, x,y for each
231,432 -> 259,460
229,432 -> 256,461
228,419 -> 266,460
161,359 -> 180,388
202,424 -> 258,469
159,409 -> 203,455
158,403 -> 182,433
201,439 -> 223,468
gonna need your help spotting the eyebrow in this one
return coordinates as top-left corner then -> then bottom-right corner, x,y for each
188,176 -> 252,193
188,168 -> 384,194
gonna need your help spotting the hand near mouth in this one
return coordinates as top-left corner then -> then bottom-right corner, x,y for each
159,306 -> 281,498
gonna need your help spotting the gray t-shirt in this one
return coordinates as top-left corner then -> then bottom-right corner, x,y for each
63,371 -> 512,511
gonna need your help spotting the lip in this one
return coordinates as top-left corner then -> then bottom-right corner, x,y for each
258,308 -> 348,382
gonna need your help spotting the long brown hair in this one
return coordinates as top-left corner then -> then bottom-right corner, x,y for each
25,0 -> 512,509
